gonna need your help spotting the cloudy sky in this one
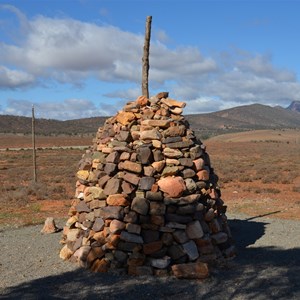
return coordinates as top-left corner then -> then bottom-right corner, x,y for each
1,0 -> 300,120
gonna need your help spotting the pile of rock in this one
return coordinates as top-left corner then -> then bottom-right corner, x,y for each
59,92 -> 236,279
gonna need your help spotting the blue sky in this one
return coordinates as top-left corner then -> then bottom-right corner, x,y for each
1,0 -> 300,120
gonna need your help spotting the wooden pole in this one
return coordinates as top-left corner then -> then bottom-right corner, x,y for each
32,105 -> 37,182
142,16 -> 152,98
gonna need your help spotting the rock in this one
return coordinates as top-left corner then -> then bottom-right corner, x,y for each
172,262 -> 209,279
41,217 -> 60,234
186,220 -> 204,239
59,244 -> 73,260
131,197 -> 149,215
107,194 -> 130,206
157,176 -> 186,198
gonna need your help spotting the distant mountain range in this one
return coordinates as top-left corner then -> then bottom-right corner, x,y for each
0,102 -> 299,137
286,100 -> 300,113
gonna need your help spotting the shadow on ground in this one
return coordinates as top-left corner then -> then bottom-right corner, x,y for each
1,216 -> 300,300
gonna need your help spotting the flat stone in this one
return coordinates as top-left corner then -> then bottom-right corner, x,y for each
106,194 -> 130,206
181,168 -> 195,178
141,119 -> 171,128
161,98 -> 186,108
116,111 -> 136,125
92,217 -> 105,232
152,161 -> 165,173
162,136 -> 182,144
84,187 -> 107,200
163,147 -> 183,158
99,206 -> 124,220
161,166 -> 179,177
76,201 -> 91,213
109,219 -> 126,233
186,220 -> 204,239
140,129 -> 162,140
122,172 -> 140,186
119,161 -> 142,174
77,170 -> 89,181
120,151 -> 130,161
164,125 -> 186,137
172,262 -> 209,279
103,178 -> 121,195
120,231 -> 143,244
165,140 -> 193,149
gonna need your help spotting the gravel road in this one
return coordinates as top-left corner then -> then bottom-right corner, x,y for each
1,213 -> 299,300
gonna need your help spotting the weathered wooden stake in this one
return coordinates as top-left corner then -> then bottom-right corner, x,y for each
32,105 -> 37,182
142,16 -> 152,98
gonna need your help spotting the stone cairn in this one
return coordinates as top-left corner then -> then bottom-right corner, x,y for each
59,92 -> 236,279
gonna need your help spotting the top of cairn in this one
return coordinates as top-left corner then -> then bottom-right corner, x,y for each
60,92 -> 236,279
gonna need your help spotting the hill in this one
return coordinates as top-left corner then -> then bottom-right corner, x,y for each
0,103 -> 300,137
287,100 -> 300,113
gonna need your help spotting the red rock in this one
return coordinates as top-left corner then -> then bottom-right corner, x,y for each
160,98 -> 186,108
143,241 -> 163,255
91,258 -> 109,272
196,169 -> 210,181
119,161 -> 142,174
136,95 -> 149,106
109,219 -> 126,233
157,176 -> 186,198
106,194 -> 130,206
171,262 -> 209,279
116,111 -> 136,125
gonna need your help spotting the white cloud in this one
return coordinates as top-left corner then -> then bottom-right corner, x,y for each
1,6 -> 300,119
0,66 -> 35,88
0,98 -> 115,120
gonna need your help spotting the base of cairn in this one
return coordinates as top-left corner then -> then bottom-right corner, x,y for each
59,92 -> 236,279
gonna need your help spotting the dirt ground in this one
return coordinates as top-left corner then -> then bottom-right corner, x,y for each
0,130 -> 299,229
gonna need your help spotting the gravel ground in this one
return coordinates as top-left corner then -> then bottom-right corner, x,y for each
0,213 -> 300,300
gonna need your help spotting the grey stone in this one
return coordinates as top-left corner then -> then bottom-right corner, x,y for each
131,197 -> 149,215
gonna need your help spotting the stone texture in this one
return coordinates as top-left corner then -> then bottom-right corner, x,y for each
60,92 -> 235,277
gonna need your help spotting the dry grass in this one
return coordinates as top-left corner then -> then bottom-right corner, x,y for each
0,131 -> 300,227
